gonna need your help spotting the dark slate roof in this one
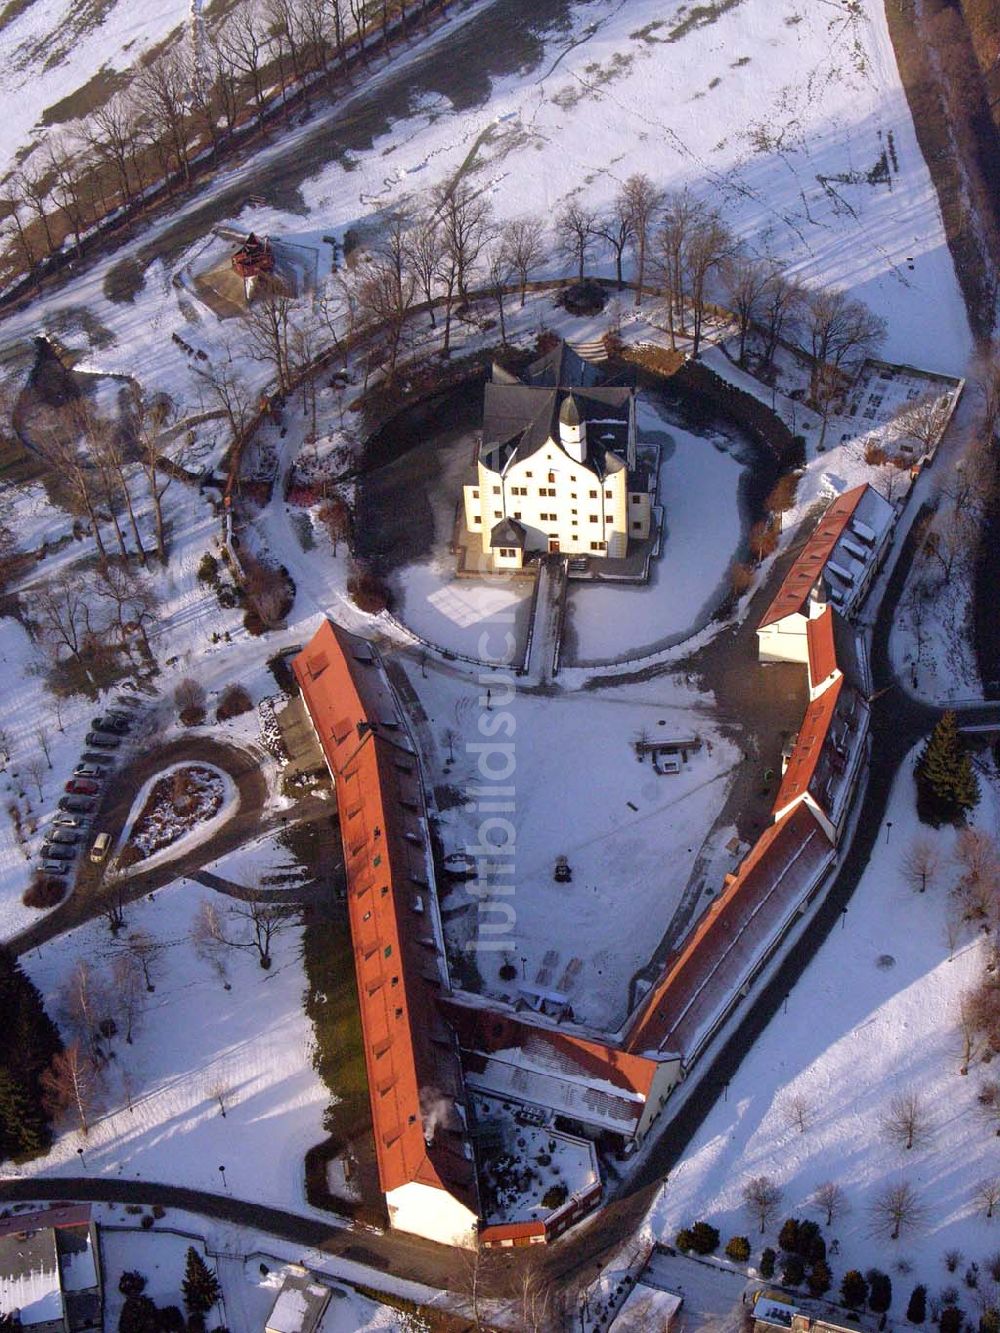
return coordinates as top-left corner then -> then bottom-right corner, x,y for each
524,341 -> 605,389
480,376 -> 632,476
490,517 -> 527,547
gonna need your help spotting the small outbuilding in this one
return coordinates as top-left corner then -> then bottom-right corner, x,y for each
264,1268 -> 331,1333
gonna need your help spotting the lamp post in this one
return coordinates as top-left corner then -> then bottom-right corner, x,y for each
218,1164 -> 228,1192
885,820 -> 893,845
76,1146 -> 87,1171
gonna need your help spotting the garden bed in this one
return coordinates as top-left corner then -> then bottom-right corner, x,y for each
128,766 -> 226,860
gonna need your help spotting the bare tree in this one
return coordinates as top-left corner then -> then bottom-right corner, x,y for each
485,242 -> 514,346
61,960 -> 110,1061
101,877 -> 127,936
192,899 -> 232,988
41,1041 -> 101,1136
499,217 -> 546,307
432,180 -> 494,304
742,1175 -> 783,1234
206,1077 -> 231,1118
123,930 -> 163,992
685,212 -> 734,357
781,1090 -> 812,1134
620,173 -> 663,307
881,1089 -> 933,1151
802,287 -> 886,442
977,1079 -> 1000,1136
652,190 -> 706,348
591,197 -> 635,290
34,572 -> 104,668
230,889 -> 293,969
218,4 -> 272,126
23,754 -> 46,803
900,837 -> 943,894
812,1180 -> 848,1227
111,951 -> 144,1045
196,357 -> 252,455
959,989 -> 991,1075
357,213 -> 418,381
92,563 -> 158,656
175,677 -> 207,718
243,289 -> 297,394
723,255 -> 772,367
554,198 -> 598,282
82,92 -> 144,206
403,215 -> 444,326
869,1180 -> 927,1240
34,728 -> 52,770
90,417 -> 147,565
137,51 -> 194,185
977,1176 -> 1000,1220
758,269 -> 804,372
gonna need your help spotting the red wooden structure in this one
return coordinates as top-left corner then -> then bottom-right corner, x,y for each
231,232 -> 275,279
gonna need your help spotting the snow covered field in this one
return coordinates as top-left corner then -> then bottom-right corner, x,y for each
8,877 -> 329,1210
408,654 -> 740,1030
651,747 -> 1000,1323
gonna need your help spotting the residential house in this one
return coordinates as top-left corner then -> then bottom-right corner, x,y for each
0,1205 -> 102,1333
463,342 -> 653,568
264,1268 -> 330,1333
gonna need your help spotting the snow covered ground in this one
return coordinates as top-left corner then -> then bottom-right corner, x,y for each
8,876 -> 330,1210
649,747 -> 1000,1325
406,654 -> 740,1030
564,402 -> 748,664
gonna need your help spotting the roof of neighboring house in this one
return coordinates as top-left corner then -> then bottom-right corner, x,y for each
490,517 -> 527,548
265,1272 -> 331,1333
758,486 -> 869,628
609,1282 -> 683,1331
774,678 -> 844,812
0,1224 -> 62,1328
624,803 -> 834,1060
293,622 -> 477,1213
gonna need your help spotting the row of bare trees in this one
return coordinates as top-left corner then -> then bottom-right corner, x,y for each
0,0 -> 442,287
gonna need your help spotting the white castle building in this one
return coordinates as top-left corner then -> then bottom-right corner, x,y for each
462,342 -> 653,571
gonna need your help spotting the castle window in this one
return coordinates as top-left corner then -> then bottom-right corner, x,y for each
631,494 -> 641,504
605,514 -> 613,523
605,489 -> 613,499
589,514 -> 599,524
513,511 -> 522,520
494,510 -> 503,519
473,488 -> 480,498
589,490 -> 597,499
548,471 -> 555,483
590,541 -> 607,552
632,521 -> 643,531
492,486 -> 501,495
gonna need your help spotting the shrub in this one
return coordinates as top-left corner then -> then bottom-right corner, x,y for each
687,1221 -> 720,1255
906,1284 -> 927,1324
498,961 -> 517,982
867,1269 -> 892,1314
945,1249 -> 964,1274
797,1220 -> 825,1265
759,1248 -> 776,1279
557,279 -> 608,317
765,474 -> 799,513
981,1308 -> 1000,1333
175,679 -> 207,727
940,1308 -> 963,1333
541,1183 -> 568,1210
22,876 -> 65,910
243,609 -> 266,637
725,1236 -> 751,1263
347,570 -> 392,614
730,561 -> 754,596
865,441 -> 888,466
140,1214 -> 155,1230
781,1254 -> 805,1286
197,553 -> 220,587
840,1270 -> 868,1308
118,1271 -> 147,1298
675,1228 -> 694,1252
215,685 -> 253,722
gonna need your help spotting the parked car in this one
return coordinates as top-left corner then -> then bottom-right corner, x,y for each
58,796 -> 96,814
65,778 -> 100,795
40,843 -> 75,861
73,763 -> 107,779
80,752 -> 114,766
47,829 -> 80,846
90,832 -> 112,863
41,861 -> 70,877
91,716 -> 129,735
53,812 -> 90,829
104,708 -> 133,724
116,694 -> 141,708
85,732 -> 121,749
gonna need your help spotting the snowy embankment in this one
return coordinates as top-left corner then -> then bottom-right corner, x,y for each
651,747 -> 1000,1321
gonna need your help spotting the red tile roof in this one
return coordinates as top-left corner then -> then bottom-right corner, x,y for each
293,621 -> 477,1211
758,486 -> 868,628
773,677 -> 844,815
806,607 -> 839,692
624,804 -> 833,1059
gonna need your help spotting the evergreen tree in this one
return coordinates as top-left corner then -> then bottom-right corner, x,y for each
778,1217 -> 800,1253
781,1253 -> 805,1286
840,1270 -> 868,1308
916,711 -> 981,826
940,1308 -> 963,1333
0,947 -> 61,1162
181,1249 -> 220,1316
119,1295 -> 159,1333
796,1219 -> 825,1264
981,1309 -> 1000,1333
866,1269 -> 892,1314
906,1284 -> 927,1324
807,1260 -> 832,1298
158,1307 -> 185,1332
725,1236 -> 751,1263
759,1248 -> 776,1279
